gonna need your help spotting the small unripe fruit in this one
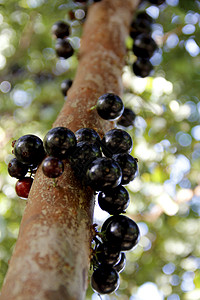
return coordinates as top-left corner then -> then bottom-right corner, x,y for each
15,177 -> 33,198
42,157 -> 64,178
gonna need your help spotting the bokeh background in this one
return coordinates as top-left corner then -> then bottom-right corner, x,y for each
0,0 -> 200,299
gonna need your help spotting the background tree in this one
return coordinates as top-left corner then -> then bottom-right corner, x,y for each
0,0 -> 200,299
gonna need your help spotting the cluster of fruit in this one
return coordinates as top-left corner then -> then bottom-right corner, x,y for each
91,214 -> 140,294
130,11 -> 156,78
8,94 -> 140,296
75,93 -> 138,295
130,0 -> 165,77
8,127 -> 77,198
8,136 -> 44,198
8,94 -> 137,196
52,21 -> 74,59
51,21 -> 74,97
52,0 -> 103,60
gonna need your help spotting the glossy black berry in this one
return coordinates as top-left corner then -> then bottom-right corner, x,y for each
55,39 -> 74,59
136,12 -> 154,23
149,0 -> 165,5
113,153 -> 138,185
75,128 -> 100,144
14,135 -> 45,165
91,265 -> 119,294
43,127 -> 76,159
113,252 -> 126,273
69,141 -> 102,178
42,157 -> 64,178
8,158 -> 28,179
86,157 -> 122,191
101,216 -> 115,233
105,215 -> 140,251
101,129 -> 133,157
96,242 -> 121,266
15,177 -> 33,198
52,21 -> 70,39
98,185 -> 130,215
133,33 -> 158,58
133,57 -> 153,78
117,108 -> 136,128
61,79 -> 73,96
96,93 -> 124,120
130,16 -> 152,39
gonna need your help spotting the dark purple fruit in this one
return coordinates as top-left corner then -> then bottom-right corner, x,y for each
15,177 -> 33,198
130,15 -> 152,39
52,21 -> 70,39
136,12 -> 153,23
133,57 -> 153,78
96,93 -> 124,120
101,129 -> 133,157
113,252 -> 126,273
8,158 -> 28,179
43,127 -> 76,159
42,157 -> 64,178
14,135 -> 45,165
130,20 -> 151,40
113,153 -> 138,185
105,214 -> 140,251
101,216 -> 115,233
61,79 -> 73,96
55,39 -> 74,59
91,265 -> 119,294
86,157 -> 122,191
75,128 -> 100,144
149,0 -> 165,5
69,141 -> 102,178
68,10 -> 75,20
117,108 -> 136,128
96,242 -> 121,265
133,33 -> 158,58
98,185 -> 130,215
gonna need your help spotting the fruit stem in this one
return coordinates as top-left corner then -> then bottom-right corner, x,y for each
89,105 -> 97,111
53,178 -> 57,187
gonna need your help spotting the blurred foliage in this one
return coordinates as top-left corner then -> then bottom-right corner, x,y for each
0,0 -> 200,299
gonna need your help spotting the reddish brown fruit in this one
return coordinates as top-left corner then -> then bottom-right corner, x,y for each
15,177 -> 33,198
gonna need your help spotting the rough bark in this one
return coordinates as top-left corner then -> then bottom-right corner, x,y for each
0,1 -> 140,299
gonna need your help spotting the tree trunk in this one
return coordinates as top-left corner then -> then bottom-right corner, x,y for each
0,1 -> 140,299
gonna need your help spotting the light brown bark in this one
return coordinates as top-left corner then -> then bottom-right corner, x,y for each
0,1 -> 140,299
